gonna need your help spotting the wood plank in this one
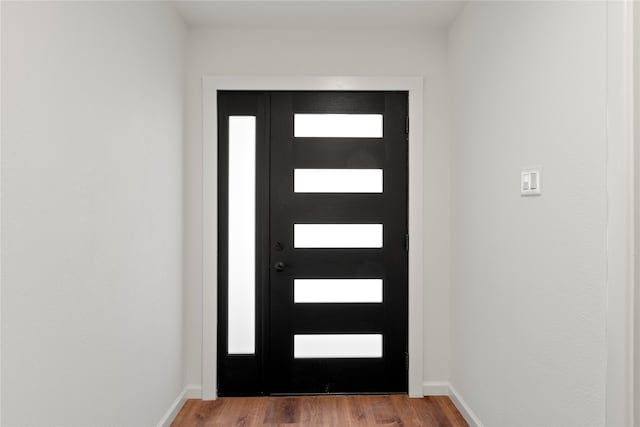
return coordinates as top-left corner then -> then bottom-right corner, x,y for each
388,394 -> 423,426
433,396 -> 469,427
333,396 -> 352,427
171,399 -> 225,427
300,396 -> 338,426
410,396 -> 455,427
346,395 -> 377,426
171,395 -> 468,427
225,397 -> 269,427
264,397 -> 301,424
370,395 -> 405,425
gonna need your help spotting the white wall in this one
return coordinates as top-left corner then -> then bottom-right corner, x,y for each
635,2 -> 640,425
449,2 -> 610,426
1,2 -> 186,426
184,28 -> 451,390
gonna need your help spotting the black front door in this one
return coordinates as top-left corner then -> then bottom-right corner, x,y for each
218,91 -> 408,396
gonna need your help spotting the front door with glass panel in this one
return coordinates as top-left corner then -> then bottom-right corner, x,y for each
218,91 -> 408,396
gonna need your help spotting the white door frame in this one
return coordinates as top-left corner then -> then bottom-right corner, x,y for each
201,76 -> 424,399
606,1 -> 636,425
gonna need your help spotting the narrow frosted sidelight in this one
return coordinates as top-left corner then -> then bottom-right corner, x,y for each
294,279 -> 383,303
294,334 -> 383,358
294,169 -> 383,193
294,224 -> 383,248
227,116 -> 256,354
294,114 -> 383,138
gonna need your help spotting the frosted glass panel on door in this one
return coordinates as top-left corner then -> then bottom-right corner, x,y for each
294,169 -> 383,193
294,114 -> 383,138
294,334 -> 383,358
227,116 -> 256,354
294,279 -> 383,303
294,224 -> 383,248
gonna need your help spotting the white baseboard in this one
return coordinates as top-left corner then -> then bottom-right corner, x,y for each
422,381 -> 450,396
156,385 -> 203,427
447,384 -> 484,427
183,385 -> 203,399
422,381 -> 483,427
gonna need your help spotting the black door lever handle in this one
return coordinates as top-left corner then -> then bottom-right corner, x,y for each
274,261 -> 287,272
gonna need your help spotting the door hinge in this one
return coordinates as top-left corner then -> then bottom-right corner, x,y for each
405,116 -> 409,134
405,234 -> 409,252
405,352 -> 409,371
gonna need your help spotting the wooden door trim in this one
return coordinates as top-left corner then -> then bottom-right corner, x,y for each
203,76 -> 424,400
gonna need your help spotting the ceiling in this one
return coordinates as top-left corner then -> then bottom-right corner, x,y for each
171,1 -> 467,30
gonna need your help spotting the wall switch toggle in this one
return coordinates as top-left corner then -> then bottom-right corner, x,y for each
521,169 -> 541,196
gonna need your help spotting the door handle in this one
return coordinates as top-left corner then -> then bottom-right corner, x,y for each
274,261 -> 287,272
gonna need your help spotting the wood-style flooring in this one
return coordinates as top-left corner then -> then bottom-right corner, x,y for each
171,395 -> 468,427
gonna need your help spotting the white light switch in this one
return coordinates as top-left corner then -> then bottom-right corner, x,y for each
521,169 -> 541,196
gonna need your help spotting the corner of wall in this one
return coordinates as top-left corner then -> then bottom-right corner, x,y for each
605,1 -> 636,425
448,383 -> 484,427
155,385 -> 202,427
421,381 -> 484,427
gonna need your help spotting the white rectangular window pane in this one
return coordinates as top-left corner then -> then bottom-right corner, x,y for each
294,114 -> 383,138
227,116 -> 256,354
294,279 -> 383,303
294,334 -> 383,358
294,169 -> 383,193
294,224 -> 383,248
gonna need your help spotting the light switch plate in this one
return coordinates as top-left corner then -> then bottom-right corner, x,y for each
521,168 -> 541,196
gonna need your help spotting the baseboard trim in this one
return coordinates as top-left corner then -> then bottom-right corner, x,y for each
422,381 -> 483,427
156,385 -> 202,427
447,384 -> 484,427
422,381 -> 450,396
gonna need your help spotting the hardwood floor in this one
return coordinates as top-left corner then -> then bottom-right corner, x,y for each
171,395 -> 468,427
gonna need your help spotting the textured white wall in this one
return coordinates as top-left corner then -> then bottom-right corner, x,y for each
1,2 -> 186,425
449,2 -> 609,426
184,28 -> 451,389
